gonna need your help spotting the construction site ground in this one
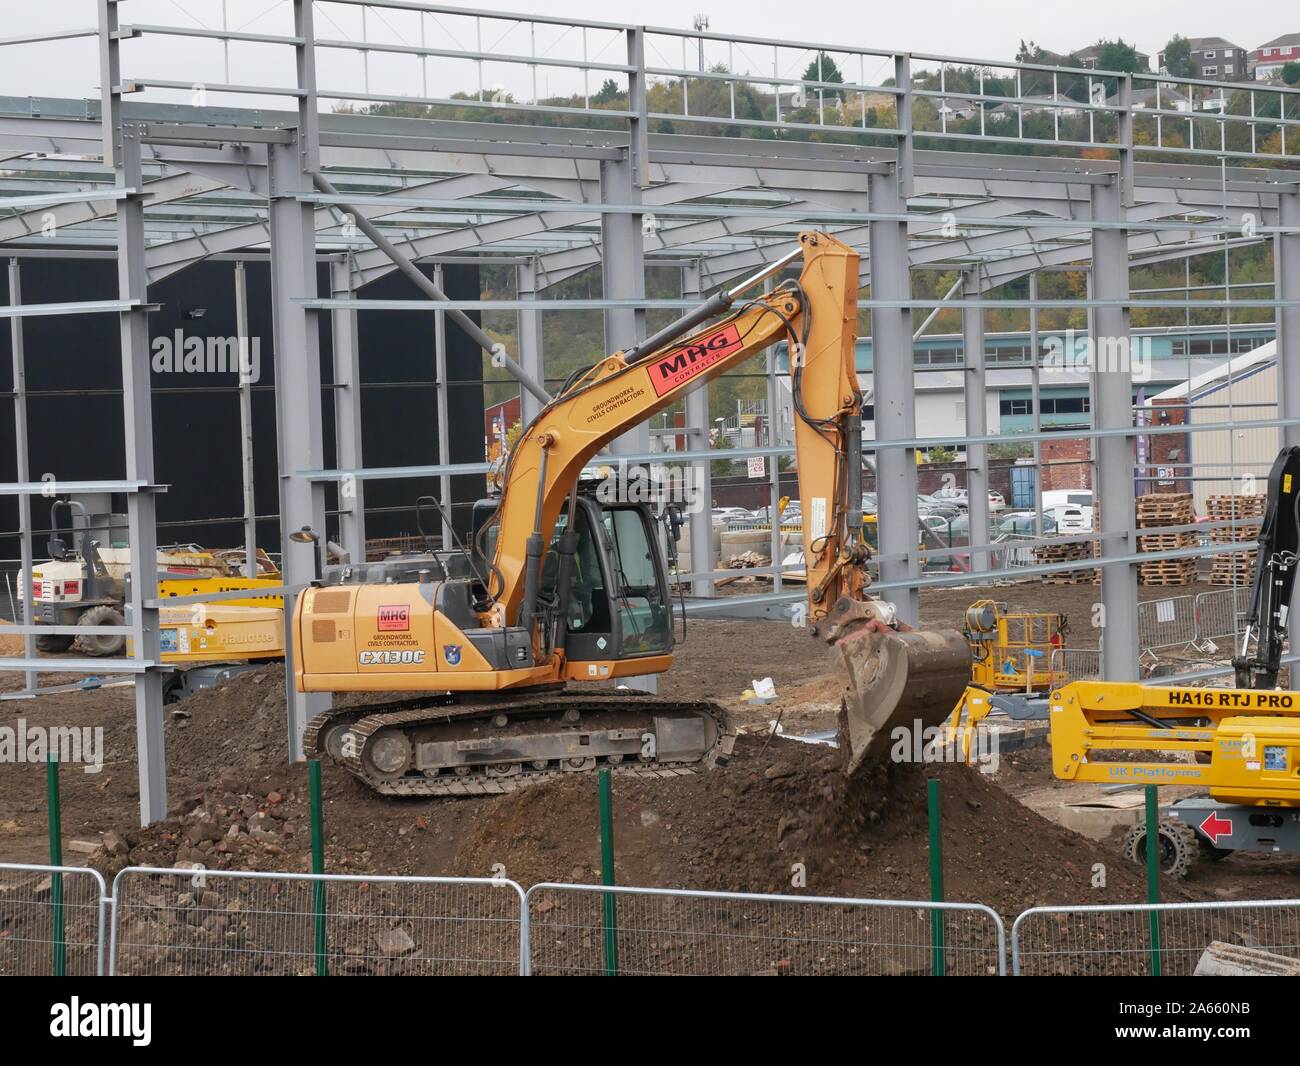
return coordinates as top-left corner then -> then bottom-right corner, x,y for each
2,578 -> 1296,927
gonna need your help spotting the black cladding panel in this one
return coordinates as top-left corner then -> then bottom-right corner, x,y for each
0,257 -> 485,553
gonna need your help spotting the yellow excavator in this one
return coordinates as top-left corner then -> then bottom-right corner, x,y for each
292,231 -> 971,795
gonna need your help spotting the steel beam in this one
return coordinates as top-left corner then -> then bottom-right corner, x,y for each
868,168 -> 920,623
1091,179 -> 1139,682
962,267 -> 989,572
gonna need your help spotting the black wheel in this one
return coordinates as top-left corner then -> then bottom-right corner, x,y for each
75,605 -> 126,657
36,632 -> 75,654
1121,818 -> 1197,879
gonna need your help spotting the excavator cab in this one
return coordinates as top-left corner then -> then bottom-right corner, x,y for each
473,488 -> 674,665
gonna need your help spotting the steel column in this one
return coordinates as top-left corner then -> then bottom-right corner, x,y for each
600,155 -> 649,457
269,137 -> 331,760
234,261 -> 259,578
516,259 -> 544,427
868,169 -> 920,623
962,267 -> 989,571
1275,190 -> 1300,453
432,264 -> 453,548
1091,179 -> 1139,681
1275,190 -> 1300,654
8,258 -> 35,691
330,258 -> 366,564
681,261 -> 714,596
100,0 -> 167,826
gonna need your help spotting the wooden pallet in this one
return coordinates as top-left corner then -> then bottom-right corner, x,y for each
1138,560 -> 1198,587
1137,532 -> 1199,552
1205,494 -> 1266,519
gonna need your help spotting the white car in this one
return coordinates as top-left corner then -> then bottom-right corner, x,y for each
930,488 -> 1005,512
1044,504 -> 1092,532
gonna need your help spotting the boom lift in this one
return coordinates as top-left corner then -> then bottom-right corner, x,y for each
293,231 -> 971,795
1052,447 -> 1300,875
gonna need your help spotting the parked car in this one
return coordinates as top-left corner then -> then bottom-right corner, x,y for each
997,511 -> 1058,536
1044,504 -> 1091,532
917,492 -> 961,517
929,487 -> 1005,512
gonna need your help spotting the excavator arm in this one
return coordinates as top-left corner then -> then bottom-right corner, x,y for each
487,231 -> 864,627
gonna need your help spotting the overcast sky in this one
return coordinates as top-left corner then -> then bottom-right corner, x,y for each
1,1 -> 1290,105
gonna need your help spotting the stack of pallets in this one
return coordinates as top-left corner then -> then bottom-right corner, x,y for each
1206,493 -> 1266,586
1034,539 -> 1099,584
1135,492 -> 1197,586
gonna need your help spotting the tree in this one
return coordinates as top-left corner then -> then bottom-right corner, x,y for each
802,53 -> 845,86
1162,35 -> 1195,79
1093,38 -> 1143,73
1283,61 -> 1300,86
592,78 -> 622,105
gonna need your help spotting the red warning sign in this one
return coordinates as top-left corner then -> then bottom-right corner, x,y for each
646,323 -> 744,397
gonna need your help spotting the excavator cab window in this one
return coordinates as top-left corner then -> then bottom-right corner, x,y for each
599,503 -> 672,657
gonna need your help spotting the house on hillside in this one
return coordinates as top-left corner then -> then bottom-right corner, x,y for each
1159,37 -> 1250,81
1071,43 -> 1151,72
1251,33 -> 1300,78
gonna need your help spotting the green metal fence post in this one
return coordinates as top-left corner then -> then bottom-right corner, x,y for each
927,776 -> 945,977
309,759 -> 328,976
46,753 -> 65,977
1145,784 -> 1162,976
598,768 -> 618,976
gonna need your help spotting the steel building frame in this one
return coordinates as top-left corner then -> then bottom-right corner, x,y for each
0,2 -> 1298,824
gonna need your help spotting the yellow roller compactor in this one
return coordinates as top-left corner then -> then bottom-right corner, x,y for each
292,232 -> 971,796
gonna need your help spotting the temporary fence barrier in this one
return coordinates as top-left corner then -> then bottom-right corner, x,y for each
523,882 -> 1007,976
1011,899 -> 1300,976
0,862 -> 107,976
109,867 -> 528,976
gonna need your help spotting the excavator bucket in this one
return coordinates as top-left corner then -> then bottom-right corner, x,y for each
835,625 -> 973,777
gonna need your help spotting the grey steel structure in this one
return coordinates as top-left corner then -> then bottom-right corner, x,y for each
0,3 -> 1298,824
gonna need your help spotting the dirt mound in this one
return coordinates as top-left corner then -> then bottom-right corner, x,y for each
456,732 -> 1164,917
164,666 -> 291,777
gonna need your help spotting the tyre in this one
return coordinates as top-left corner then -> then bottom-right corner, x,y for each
35,632 -> 75,654
1121,818 -> 1198,879
75,605 -> 126,657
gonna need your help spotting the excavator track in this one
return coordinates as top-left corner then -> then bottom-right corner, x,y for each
305,692 -> 735,797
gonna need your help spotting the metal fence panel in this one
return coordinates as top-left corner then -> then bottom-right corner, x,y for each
1050,647 -> 1102,682
1137,594 -> 1199,654
1194,586 -> 1252,645
111,867 -> 527,976
0,862 -> 107,976
1012,900 -> 1300,976
525,883 -> 1006,976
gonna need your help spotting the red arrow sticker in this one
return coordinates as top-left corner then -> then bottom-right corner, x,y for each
1199,811 -> 1233,844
